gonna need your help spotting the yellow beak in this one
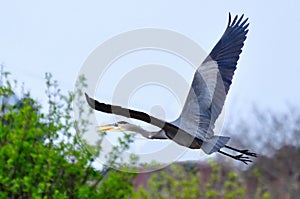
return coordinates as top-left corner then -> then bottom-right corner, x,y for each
97,124 -> 120,133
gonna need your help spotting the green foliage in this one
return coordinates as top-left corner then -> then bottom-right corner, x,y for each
223,172 -> 245,199
0,71 -> 137,198
136,164 -> 201,199
133,185 -> 150,199
135,160 -> 248,199
261,192 -> 271,199
98,170 -> 135,199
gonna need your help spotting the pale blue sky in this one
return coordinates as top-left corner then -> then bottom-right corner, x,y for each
1,1 -> 300,163
1,1 -> 299,113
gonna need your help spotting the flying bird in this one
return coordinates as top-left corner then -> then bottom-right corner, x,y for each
85,13 -> 257,164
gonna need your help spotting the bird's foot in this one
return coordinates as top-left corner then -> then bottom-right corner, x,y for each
224,145 -> 257,158
234,154 -> 252,165
239,149 -> 257,157
218,149 -> 254,164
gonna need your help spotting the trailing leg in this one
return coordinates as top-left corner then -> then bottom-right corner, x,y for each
224,145 -> 257,157
218,150 -> 252,164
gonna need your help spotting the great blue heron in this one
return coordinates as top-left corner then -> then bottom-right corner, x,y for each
85,13 -> 257,164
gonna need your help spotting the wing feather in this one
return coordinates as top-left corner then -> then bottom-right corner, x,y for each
175,13 -> 249,139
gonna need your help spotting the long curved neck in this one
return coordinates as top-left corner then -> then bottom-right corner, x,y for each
125,124 -> 153,138
125,124 -> 168,139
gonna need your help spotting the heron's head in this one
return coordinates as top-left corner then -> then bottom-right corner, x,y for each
97,121 -> 130,133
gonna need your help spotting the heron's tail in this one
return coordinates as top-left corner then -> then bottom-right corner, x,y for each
201,136 -> 230,154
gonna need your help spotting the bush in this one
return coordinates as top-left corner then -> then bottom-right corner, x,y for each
0,71 -> 136,198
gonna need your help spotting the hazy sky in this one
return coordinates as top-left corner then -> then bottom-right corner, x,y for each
2,1 -> 299,111
1,1 -> 300,164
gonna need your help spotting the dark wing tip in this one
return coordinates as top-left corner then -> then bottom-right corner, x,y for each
241,17 -> 249,27
207,13 -> 250,94
236,14 -> 244,25
84,92 -> 90,104
85,92 -> 95,109
227,13 -> 232,27
85,92 -> 89,99
227,13 -> 249,30
231,15 -> 238,26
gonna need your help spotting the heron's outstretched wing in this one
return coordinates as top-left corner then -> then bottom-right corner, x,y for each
176,13 -> 249,139
85,93 -> 189,139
